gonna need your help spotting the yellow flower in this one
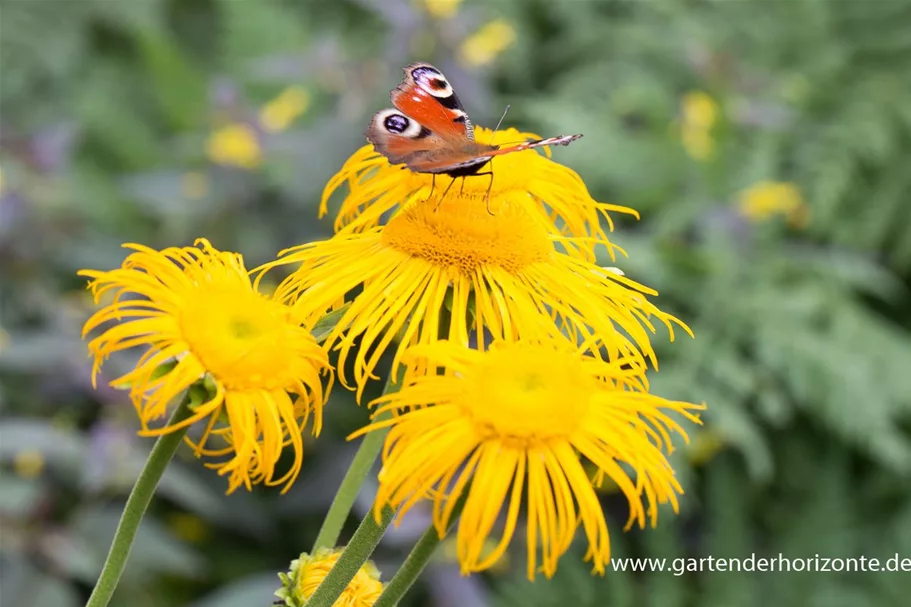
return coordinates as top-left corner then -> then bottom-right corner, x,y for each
459,19 -> 517,67
80,239 -> 330,493
321,126 -> 638,262
737,180 -> 808,227
14,449 -> 45,479
260,86 -> 311,133
206,123 -> 262,169
422,0 -> 463,20
167,512 -> 209,543
682,91 -> 719,130
261,188 -> 688,400
275,548 -> 384,607
351,340 -> 704,578
679,91 -> 719,161
680,128 -> 715,161
687,429 -> 726,467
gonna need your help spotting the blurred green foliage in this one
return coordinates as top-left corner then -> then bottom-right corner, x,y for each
2,1 -> 910,606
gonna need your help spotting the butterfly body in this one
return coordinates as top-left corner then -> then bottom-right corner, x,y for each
366,63 -> 581,177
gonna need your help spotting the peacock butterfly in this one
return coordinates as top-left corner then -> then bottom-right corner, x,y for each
365,62 -> 582,178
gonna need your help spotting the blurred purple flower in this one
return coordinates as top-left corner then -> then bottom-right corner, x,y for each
30,123 -> 78,172
83,419 -> 135,493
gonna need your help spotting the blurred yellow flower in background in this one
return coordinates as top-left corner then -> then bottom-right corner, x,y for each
459,19 -> 517,67
682,91 -> 718,130
321,126 -> 637,262
352,340 -> 704,578
167,512 -> 209,544
14,449 -> 45,479
737,180 -> 808,227
260,86 -> 311,133
260,187 -> 687,399
275,548 -> 384,607
686,429 -> 726,467
680,91 -> 719,161
206,123 -> 262,169
80,239 -> 330,493
422,0 -> 463,20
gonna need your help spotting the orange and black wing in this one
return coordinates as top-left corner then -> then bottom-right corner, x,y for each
365,63 -> 480,171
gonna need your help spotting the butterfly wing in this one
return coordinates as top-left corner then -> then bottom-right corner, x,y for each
420,134 -> 584,174
391,63 -> 475,140
365,108 -> 440,166
364,111 -> 495,174
365,63 -> 488,171
484,134 -> 582,155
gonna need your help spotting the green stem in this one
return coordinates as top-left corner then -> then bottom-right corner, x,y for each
304,505 -> 396,607
311,374 -> 398,552
85,398 -> 193,607
373,491 -> 470,607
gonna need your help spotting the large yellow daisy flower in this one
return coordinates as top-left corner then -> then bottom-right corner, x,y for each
260,191 -> 688,400
321,126 -> 636,261
81,239 -> 330,493
351,340 -> 704,579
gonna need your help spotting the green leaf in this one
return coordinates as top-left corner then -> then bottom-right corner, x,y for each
310,303 -> 351,343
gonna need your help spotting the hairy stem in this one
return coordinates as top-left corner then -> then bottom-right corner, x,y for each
311,373 -> 398,552
304,506 -> 395,607
373,491 -> 470,607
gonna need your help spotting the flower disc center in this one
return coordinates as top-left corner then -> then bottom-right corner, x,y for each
462,344 -> 596,443
179,287 -> 306,391
381,192 -> 552,274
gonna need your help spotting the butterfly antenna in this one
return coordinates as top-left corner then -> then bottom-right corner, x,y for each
490,104 -> 511,146
481,105 -> 510,213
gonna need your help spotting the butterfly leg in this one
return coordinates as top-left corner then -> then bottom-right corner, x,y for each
470,171 -> 496,215
435,176 -> 459,211
429,174 -> 436,199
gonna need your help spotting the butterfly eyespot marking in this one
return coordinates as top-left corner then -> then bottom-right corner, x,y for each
375,108 -> 425,138
383,114 -> 409,133
411,66 -> 454,98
